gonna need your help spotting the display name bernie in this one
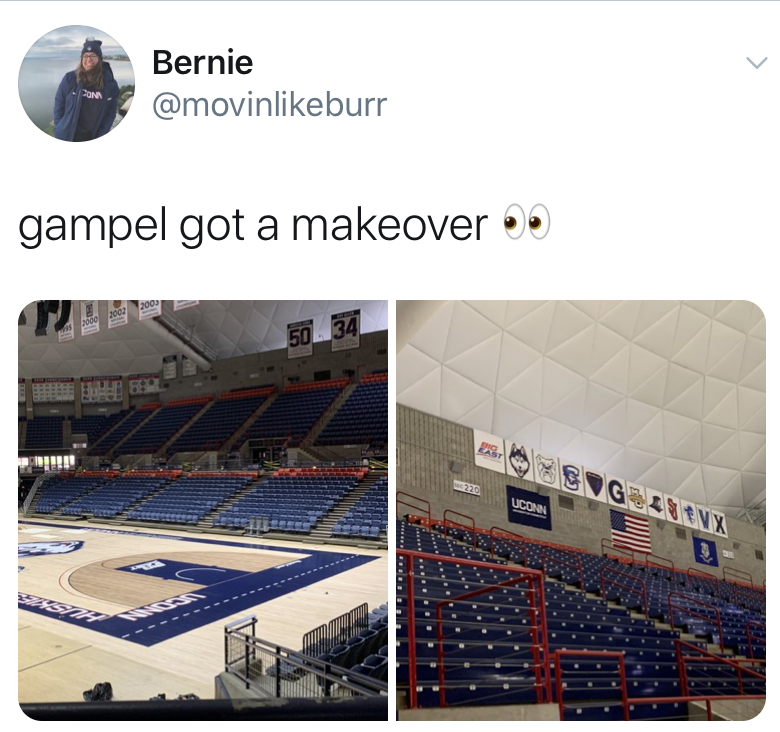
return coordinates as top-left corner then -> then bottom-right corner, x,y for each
154,50 -> 253,74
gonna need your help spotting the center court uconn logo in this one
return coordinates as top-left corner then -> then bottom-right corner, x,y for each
18,541 -> 84,558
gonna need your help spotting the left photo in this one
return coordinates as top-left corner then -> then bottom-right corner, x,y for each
18,300 -> 389,721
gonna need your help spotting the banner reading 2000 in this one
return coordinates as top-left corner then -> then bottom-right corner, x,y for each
506,485 -> 552,531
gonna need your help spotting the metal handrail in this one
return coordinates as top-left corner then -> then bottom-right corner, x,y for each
442,509 -> 476,548
396,492 -> 431,523
541,544 -> 584,590
723,566 -> 754,588
686,566 -> 721,594
746,621 -> 767,660
489,526 -> 528,566
675,638 -> 766,697
22,471 -> 57,514
601,537 -> 635,562
600,566 -> 648,619
668,592 -> 724,653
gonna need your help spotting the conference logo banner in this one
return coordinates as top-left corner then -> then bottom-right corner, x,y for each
696,505 -> 715,534
506,485 -> 552,531
664,494 -> 683,524
108,300 -> 128,329
627,483 -> 648,515
533,450 -> 561,490
583,468 -> 608,503
693,537 -> 719,567
560,461 -> 584,496
646,487 -> 667,521
80,300 -> 100,337
711,509 -> 729,538
505,441 -> 532,480
474,430 -> 505,474
606,475 -> 628,508
680,499 -> 699,529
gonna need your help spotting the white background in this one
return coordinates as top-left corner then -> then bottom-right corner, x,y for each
3,1 -> 778,724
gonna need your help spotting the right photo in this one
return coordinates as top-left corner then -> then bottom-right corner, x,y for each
395,301 -> 766,721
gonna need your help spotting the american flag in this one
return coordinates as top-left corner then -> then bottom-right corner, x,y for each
610,509 -> 652,553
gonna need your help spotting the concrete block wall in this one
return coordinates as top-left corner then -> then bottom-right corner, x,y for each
397,404 -> 766,586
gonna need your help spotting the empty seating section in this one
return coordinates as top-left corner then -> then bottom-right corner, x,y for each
119,397 -> 211,454
238,379 -> 347,446
89,406 -> 155,456
127,473 -> 252,525
214,467 -> 367,534
69,410 -> 129,445
166,388 -> 274,455
397,517 -> 766,718
35,473 -> 112,513
317,372 -> 387,446
25,416 -> 64,449
333,475 -> 388,539
60,472 -> 174,518
322,605 -> 389,682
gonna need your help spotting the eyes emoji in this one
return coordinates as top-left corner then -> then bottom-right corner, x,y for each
504,203 -> 550,240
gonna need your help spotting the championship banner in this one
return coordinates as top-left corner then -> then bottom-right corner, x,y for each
128,373 -> 161,395
505,442 -> 532,480
182,355 -> 198,377
108,300 -> 129,329
583,468 -> 608,503
57,305 -> 75,342
664,494 -> 683,524
139,300 -> 163,321
626,483 -> 648,514
287,319 -> 313,359
559,461 -> 585,496
532,450 -> 561,490
646,487 -> 667,520
80,300 -> 100,337
606,475 -> 628,508
162,355 -> 178,380
81,376 -> 122,404
696,505 -> 715,534
454,480 -> 480,497
473,430 -> 505,473
693,537 -> 719,567
331,309 -> 361,352
31,377 -> 74,404
711,509 -> 728,538
680,499 -> 699,529
506,485 -> 552,531
173,300 -> 199,312
18,379 -> 25,403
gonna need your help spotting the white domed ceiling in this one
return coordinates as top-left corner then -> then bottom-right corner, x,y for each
397,301 -> 765,517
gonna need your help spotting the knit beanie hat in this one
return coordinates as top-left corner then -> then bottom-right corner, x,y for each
81,39 -> 103,58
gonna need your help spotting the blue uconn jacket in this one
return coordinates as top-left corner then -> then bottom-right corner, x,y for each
53,62 -> 119,141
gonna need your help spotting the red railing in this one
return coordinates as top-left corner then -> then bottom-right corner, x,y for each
443,509 -> 476,549
686,566 -> 721,593
541,545 -> 584,590
600,566 -> 648,619
489,526 -> 528,566
668,592 -> 724,653
396,492 -> 431,523
398,549 -> 551,709
601,537 -> 635,563
676,638 -> 766,696
555,647 -> 766,720
554,650 -> 629,720
600,538 -> 675,573
746,621 -> 767,660
723,566 -> 753,588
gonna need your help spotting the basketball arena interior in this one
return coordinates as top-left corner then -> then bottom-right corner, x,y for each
396,300 -> 766,721
18,300 -> 389,721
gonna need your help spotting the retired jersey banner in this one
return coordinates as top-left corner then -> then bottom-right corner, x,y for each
173,300 -> 199,312
57,305 -> 75,342
162,355 -> 178,380
331,310 -> 361,352
693,537 -> 719,567
560,461 -> 585,496
506,485 -> 552,531
287,319 -> 314,359
139,300 -> 163,321
182,355 -> 198,377
80,300 -> 100,337
474,430 -> 505,473
108,300 -> 129,329
505,442 -> 532,480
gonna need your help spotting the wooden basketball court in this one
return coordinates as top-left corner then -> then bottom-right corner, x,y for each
18,518 -> 387,703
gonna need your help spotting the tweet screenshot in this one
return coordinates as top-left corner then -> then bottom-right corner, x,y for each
6,0 -> 775,725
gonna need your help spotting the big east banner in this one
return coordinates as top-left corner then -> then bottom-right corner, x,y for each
506,485 -> 552,531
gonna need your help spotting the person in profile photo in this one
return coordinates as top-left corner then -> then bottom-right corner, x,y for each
53,38 -> 119,142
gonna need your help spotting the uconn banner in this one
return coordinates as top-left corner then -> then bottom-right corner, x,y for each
506,486 -> 552,531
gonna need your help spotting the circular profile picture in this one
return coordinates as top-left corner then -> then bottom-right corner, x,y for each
18,26 -> 134,142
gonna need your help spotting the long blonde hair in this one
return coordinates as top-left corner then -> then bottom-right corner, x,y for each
75,58 -> 104,90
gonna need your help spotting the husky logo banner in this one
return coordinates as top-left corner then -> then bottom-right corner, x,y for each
18,541 -> 84,558
693,537 -> 719,567
506,485 -> 552,531
505,442 -> 531,479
